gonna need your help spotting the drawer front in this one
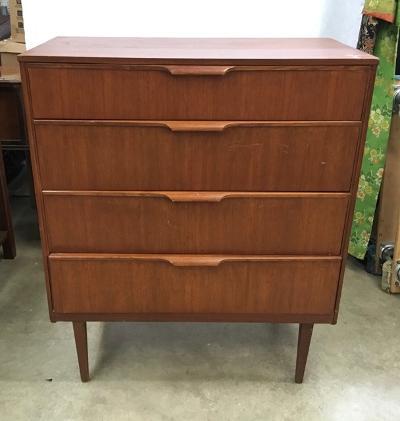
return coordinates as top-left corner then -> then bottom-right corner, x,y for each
49,255 -> 341,316
43,192 -> 349,255
28,65 -> 368,120
35,123 -> 360,192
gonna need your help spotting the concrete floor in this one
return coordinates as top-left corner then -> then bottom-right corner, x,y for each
1,195 -> 400,421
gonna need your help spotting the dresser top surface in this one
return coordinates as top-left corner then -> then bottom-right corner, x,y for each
19,37 -> 377,65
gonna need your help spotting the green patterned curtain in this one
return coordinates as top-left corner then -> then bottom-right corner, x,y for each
349,0 -> 399,259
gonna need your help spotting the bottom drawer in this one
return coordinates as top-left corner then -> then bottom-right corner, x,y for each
49,255 -> 341,317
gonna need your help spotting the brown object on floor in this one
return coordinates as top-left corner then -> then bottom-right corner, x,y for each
19,37 -> 378,383
376,113 -> 400,247
375,107 -> 400,292
0,142 -> 15,258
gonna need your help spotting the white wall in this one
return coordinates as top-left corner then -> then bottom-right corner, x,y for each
320,0 -> 365,46
22,0 -> 364,49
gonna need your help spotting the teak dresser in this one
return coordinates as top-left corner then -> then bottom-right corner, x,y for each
19,37 -> 377,382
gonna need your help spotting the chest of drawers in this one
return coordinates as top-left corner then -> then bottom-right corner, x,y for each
19,37 -> 377,383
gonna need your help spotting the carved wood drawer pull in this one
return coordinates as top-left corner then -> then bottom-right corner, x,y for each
158,192 -> 228,202
164,65 -> 235,76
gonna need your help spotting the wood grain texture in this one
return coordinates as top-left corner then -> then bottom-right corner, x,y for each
49,256 -> 341,316
27,64 -> 369,120
34,123 -> 360,192
43,192 -> 349,255
18,37 -> 377,65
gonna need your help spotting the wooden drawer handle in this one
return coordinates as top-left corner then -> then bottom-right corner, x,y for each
163,256 -> 224,267
164,121 -> 230,132
129,121 -> 247,132
164,65 -> 235,76
158,192 -> 228,202
135,255 -> 313,267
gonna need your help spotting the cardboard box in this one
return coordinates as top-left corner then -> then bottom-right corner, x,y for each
8,0 -> 24,43
0,38 -> 25,75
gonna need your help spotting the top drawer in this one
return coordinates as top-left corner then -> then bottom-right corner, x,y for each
27,64 -> 369,120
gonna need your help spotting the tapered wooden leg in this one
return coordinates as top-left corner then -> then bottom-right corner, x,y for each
72,321 -> 90,382
295,323 -> 314,383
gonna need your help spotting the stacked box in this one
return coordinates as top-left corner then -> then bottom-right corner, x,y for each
0,38 -> 25,76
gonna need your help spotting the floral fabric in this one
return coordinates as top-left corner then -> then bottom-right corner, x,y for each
357,15 -> 379,54
349,2 -> 399,259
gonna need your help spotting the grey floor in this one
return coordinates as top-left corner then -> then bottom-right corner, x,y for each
1,194 -> 400,421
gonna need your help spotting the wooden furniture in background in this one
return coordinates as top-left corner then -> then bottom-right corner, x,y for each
0,73 -> 32,260
0,71 -> 34,199
0,141 -> 15,258
0,74 -> 28,150
0,75 -> 22,259
19,37 -> 377,382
